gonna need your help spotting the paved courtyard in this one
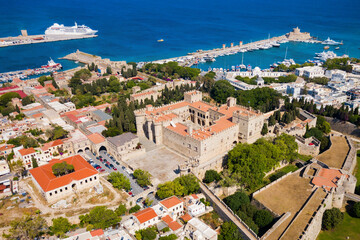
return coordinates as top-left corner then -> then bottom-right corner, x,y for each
125,143 -> 188,185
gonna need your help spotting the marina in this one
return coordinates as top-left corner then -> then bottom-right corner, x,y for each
0,59 -> 62,82
151,27 -> 322,67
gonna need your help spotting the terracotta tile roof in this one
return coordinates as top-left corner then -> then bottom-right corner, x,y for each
90,229 -> 104,237
41,139 -> 64,151
0,144 -> 15,152
87,133 -> 105,144
145,101 -> 189,115
29,155 -> 98,192
191,194 -> 198,199
312,168 -> 347,189
162,215 -> 173,224
154,113 -> 178,123
168,221 -> 182,231
18,148 -> 36,156
44,83 -> 56,92
190,102 -> 213,112
180,213 -> 192,222
32,113 -> 44,118
160,196 -> 182,209
133,207 -> 158,224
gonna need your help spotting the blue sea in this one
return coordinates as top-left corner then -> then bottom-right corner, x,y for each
1,0 -> 360,73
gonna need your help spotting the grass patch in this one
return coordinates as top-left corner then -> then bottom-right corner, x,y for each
199,211 -> 223,229
297,154 -> 313,162
317,211 -> 360,240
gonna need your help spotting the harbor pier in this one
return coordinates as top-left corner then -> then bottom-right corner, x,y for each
0,33 -> 97,48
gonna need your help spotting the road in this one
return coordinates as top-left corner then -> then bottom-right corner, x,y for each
85,150 -> 144,197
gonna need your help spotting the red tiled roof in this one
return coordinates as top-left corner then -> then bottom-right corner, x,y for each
87,133 -> 105,144
160,196 -> 182,209
18,148 -> 36,156
0,144 -> 15,152
32,113 -> 44,118
0,90 -> 27,98
29,155 -> 98,192
90,229 -> 104,237
41,139 -> 64,151
133,207 -> 158,224
162,215 -> 173,224
181,213 -> 192,222
168,221 -> 182,231
312,168 -> 347,189
191,194 -> 198,199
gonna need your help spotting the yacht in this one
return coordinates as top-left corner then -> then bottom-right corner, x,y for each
45,22 -> 97,36
321,37 -> 341,45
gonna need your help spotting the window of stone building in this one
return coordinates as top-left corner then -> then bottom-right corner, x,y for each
90,178 -> 92,181
80,181 -> 83,185
94,176 -> 97,180
85,180 -> 88,183
65,187 -> 68,190
55,191 -> 57,194
49,192 -> 52,196
188,144 -> 191,149
60,189 -> 62,192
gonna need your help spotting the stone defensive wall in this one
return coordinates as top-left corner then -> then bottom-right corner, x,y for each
198,179 -> 259,240
342,135 -> 357,173
299,191 -> 332,240
252,166 -> 304,197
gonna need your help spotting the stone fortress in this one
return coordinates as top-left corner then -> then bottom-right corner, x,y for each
134,91 -> 264,171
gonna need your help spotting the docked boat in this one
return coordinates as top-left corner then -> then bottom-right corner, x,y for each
157,39 -> 164,42
324,45 -> 330,50
321,37 -> 341,45
45,22 -> 97,36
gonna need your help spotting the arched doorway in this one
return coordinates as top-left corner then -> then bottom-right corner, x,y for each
77,149 -> 83,153
99,146 -> 107,152
85,147 -> 90,151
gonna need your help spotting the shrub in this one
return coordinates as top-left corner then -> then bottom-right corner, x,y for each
253,210 -> 273,228
322,208 -> 344,230
203,170 -> 221,183
352,202 -> 360,218
223,191 -> 250,212
129,205 -> 141,214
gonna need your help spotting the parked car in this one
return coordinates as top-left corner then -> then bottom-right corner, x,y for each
122,166 -> 126,170
128,192 -> 133,196
100,169 -> 105,173
116,162 -> 120,166
110,164 -> 114,168
112,167 -> 117,171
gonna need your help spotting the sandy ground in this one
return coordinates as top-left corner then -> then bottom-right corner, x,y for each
316,136 -> 349,169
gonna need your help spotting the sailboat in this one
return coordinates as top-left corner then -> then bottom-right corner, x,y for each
240,52 -> 246,69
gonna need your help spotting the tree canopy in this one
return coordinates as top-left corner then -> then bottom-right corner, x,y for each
50,217 -> 73,238
52,162 -> 75,177
203,170 -> 221,183
133,169 -> 152,187
218,221 -> 242,240
227,134 -> 298,190
210,80 -> 235,104
156,174 -> 199,199
108,172 -> 131,191
79,206 -> 121,230
322,208 -> 344,230
5,215 -> 48,240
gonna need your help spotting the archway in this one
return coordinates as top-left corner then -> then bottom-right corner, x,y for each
99,146 -> 107,152
72,183 -> 76,188
85,147 -> 90,151
77,149 -> 83,153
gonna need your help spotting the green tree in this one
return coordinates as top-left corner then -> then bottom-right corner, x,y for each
210,80 -> 235,104
253,210 -> 273,228
218,222 -> 242,240
133,169 -> 152,187
108,172 -> 131,191
5,215 -> 48,240
316,116 -> 331,134
79,206 -> 120,230
32,157 -> 38,168
129,205 -> 141,214
115,204 -> 127,216
322,208 -> 344,230
159,234 -> 177,240
223,191 -> 250,212
50,217 -> 73,237
261,123 -> 268,136
135,227 -> 157,240
268,115 -> 276,126
52,162 -> 74,177
203,170 -> 221,183
0,92 -> 21,106
46,125 -> 68,141
106,66 -> 112,75
352,202 -> 360,218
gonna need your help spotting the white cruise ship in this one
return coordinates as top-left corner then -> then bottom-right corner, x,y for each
45,22 -> 97,36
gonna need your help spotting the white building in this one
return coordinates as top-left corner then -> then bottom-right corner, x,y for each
29,155 -> 99,203
295,66 -> 325,78
0,160 -> 10,176
185,217 -> 217,240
